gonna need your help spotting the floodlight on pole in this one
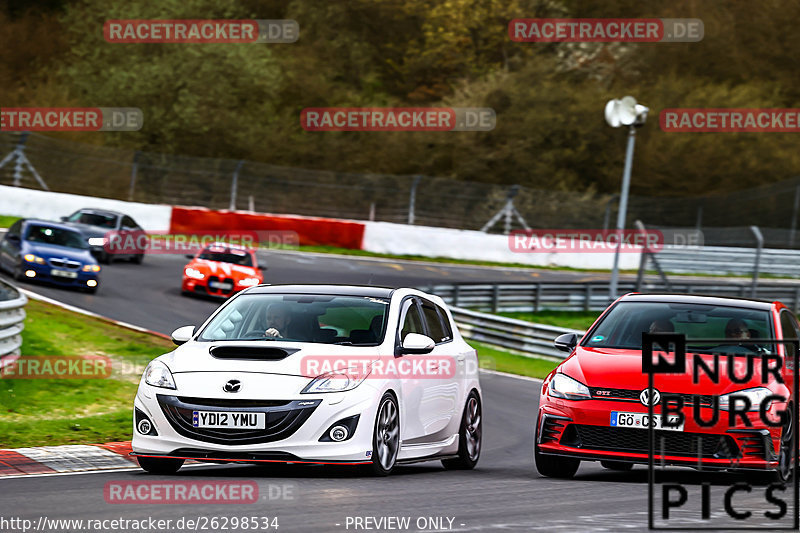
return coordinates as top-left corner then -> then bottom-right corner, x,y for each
605,96 -> 648,302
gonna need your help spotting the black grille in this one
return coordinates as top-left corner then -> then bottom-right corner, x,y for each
540,416 -> 568,444
157,395 -> 320,445
588,387 -> 714,407
177,397 -> 291,408
49,258 -> 80,270
206,276 -> 234,295
566,424 -> 739,458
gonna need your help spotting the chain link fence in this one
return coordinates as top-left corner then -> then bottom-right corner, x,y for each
1,132 -> 799,247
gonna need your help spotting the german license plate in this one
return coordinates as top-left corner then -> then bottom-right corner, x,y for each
209,281 -> 232,290
610,411 -> 684,431
192,411 -> 265,429
51,269 -> 78,279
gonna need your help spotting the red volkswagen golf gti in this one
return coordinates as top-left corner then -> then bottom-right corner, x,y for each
535,294 -> 797,480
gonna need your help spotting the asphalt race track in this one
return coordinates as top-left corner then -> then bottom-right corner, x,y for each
0,252 -> 792,532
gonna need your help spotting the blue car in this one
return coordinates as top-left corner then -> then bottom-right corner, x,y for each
0,219 -> 101,293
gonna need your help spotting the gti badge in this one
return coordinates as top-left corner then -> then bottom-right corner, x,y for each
223,379 -> 241,393
639,388 -> 660,406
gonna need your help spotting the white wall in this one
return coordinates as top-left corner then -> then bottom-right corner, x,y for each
362,221 -> 642,270
0,185 -> 172,231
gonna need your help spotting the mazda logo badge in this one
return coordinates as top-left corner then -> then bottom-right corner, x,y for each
223,379 -> 241,393
639,388 -> 660,406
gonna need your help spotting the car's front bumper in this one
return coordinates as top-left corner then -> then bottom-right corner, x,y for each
132,373 -> 382,464
22,263 -> 99,289
537,398 -> 782,470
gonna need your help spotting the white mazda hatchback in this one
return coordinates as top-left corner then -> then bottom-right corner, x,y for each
132,284 -> 482,476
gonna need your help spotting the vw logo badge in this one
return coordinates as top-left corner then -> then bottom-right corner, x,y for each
639,388 -> 660,406
223,379 -> 241,393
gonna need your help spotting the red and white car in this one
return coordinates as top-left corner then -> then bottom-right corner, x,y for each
181,243 -> 264,298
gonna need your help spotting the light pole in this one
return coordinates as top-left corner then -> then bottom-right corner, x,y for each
605,96 -> 649,302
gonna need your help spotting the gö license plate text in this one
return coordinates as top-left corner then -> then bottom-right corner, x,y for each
192,411 -> 266,429
610,411 -> 684,431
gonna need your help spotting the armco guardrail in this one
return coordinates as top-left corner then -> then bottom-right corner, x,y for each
451,306 -> 584,359
428,281 -> 800,313
656,245 -> 800,277
0,280 -> 26,361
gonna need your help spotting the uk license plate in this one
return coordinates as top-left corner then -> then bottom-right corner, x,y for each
209,281 -> 232,290
51,269 -> 78,279
610,411 -> 684,431
192,411 -> 265,429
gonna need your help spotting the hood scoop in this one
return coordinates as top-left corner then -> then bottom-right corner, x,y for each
209,345 -> 298,360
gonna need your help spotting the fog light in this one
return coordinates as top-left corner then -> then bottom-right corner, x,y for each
25,270 -> 36,278
86,280 -> 98,288
329,425 -> 349,442
137,419 -> 152,435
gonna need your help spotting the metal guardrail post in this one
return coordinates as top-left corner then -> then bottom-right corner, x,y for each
491,284 -> 499,314
534,283 -> 542,313
750,225 -> 763,298
229,160 -> 244,211
128,151 -> 141,201
794,286 -> 800,313
407,175 -> 422,225
584,285 -> 592,311
452,284 -> 460,307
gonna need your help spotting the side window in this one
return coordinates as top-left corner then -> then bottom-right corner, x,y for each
780,311 -> 799,358
8,220 -> 21,238
420,300 -> 447,343
122,216 -> 136,229
437,304 -> 453,342
400,300 -> 425,340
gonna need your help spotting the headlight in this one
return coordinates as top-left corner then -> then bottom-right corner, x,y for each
88,237 -> 107,246
184,267 -> 205,280
549,373 -> 592,400
238,277 -> 260,286
143,361 -> 176,390
301,366 -> 371,394
82,264 -> 101,272
719,387 -> 773,411
23,254 -> 45,264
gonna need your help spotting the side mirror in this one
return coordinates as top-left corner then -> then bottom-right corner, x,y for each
6,234 -> 19,242
59,216 -> 68,221
171,325 -> 196,346
554,333 -> 578,353
399,333 -> 435,355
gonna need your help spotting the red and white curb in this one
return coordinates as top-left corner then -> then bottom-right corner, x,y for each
0,442 -> 137,477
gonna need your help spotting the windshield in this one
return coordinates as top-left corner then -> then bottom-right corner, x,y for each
68,212 -> 117,228
583,301 -> 775,354
198,248 -> 253,266
25,225 -> 88,250
198,293 -> 390,344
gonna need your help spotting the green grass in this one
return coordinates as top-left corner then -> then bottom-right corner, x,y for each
497,310 -> 600,331
0,299 -> 173,448
469,340 -> 559,380
0,215 -> 20,228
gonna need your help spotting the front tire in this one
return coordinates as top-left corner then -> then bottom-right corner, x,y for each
362,393 -> 400,476
137,456 -> 184,474
534,414 -> 580,478
775,405 -> 794,483
442,390 -> 482,470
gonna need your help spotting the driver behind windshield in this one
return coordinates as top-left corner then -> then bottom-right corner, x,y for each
724,318 -> 751,340
264,303 -> 293,339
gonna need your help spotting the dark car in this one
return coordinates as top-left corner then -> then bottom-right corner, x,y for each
0,219 -> 101,293
61,208 -> 145,264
